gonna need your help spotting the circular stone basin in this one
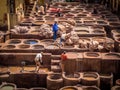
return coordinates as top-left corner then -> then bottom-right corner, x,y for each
92,38 -> 105,42
0,85 -> 15,90
41,39 -> 54,44
66,52 -> 78,59
65,14 -> 74,17
75,30 -> 89,34
8,39 -> 21,44
18,44 -> 30,49
91,26 -> 104,30
24,40 -> 38,44
97,21 -> 107,24
105,53 -> 120,58
32,45 -> 44,49
74,17 -> 81,20
49,74 -> 62,80
93,30 -> 104,34
35,18 -> 43,21
77,14 -> 86,17
65,73 -> 80,78
46,44 -> 59,49
116,79 -> 120,85
30,88 -> 47,90
116,87 -> 120,90
83,18 -> 94,20
115,34 -> 120,37
60,86 -> 78,90
74,9 -> 83,11
83,73 -> 98,81
84,21 -> 96,24
70,11 -> 79,14
109,22 -> 120,26
48,13 -> 55,16
45,17 -> 54,20
84,86 -> 100,90
58,17 -> 67,20
107,18 -> 119,22
86,52 -> 99,57
3,45 -> 16,49
64,46 -> 74,48
117,38 -> 120,42
30,30 -> 39,34
76,21 -> 82,23
34,21 -> 45,24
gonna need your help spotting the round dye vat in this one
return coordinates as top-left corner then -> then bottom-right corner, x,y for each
47,73 -> 63,90
111,86 -> 120,90
81,72 -> 99,87
93,30 -> 104,34
65,73 -> 80,78
0,85 -> 14,90
83,86 -> 100,90
116,79 -> 120,86
46,44 -> 59,49
30,87 -> 47,90
105,53 -> 120,59
41,39 -> 54,44
115,34 -> 120,37
59,86 -> 78,90
32,45 -> 44,49
18,44 -> 30,49
0,83 -> 16,90
97,21 -> 107,24
86,52 -> 99,57
24,40 -> 38,44
84,21 -> 96,24
3,45 -> 16,49
8,39 -> 21,44
75,30 -> 89,34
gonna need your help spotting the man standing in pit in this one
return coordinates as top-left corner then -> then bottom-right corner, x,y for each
34,52 -> 43,72
60,51 -> 67,73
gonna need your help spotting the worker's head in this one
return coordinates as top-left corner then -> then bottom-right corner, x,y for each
41,52 -> 43,54
63,51 -> 66,54
54,21 -> 57,24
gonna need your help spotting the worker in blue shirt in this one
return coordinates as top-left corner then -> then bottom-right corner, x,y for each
52,21 -> 59,40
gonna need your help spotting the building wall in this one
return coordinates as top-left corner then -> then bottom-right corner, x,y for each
0,0 -> 8,26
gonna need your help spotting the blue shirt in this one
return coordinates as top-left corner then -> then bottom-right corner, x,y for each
52,23 -> 58,32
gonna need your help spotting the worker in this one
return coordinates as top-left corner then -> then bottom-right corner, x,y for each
60,32 -> 71,46
34,52 -> 43,72
39,5 -> 45,15
89,40 -> 99,51
20,61 -> 26,72
57,8 -> 61,17
92,7 -> 98,14
52,21 -> 59,41
60,51 -> 67,73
